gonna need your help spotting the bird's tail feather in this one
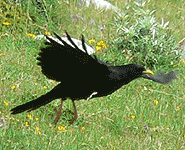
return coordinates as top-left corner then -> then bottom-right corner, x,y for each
11,85 -> 62,114
11,95 -> 54,114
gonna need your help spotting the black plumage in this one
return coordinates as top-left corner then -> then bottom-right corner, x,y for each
10,32 -> 178,124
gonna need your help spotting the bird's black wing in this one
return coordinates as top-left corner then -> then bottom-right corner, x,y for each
37,32 -> 109,82
141,71 -> 178,84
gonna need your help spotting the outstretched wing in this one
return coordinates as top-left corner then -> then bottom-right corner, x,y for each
142,71 -> 178,84
37,32 -> 109,82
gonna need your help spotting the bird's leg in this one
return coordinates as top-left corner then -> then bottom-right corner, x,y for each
54,99 -> 63,124
69,100 -> 78,124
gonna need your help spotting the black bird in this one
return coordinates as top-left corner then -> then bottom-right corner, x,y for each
10,32 -> 178,124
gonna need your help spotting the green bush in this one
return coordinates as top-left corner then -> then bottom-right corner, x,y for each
110,2 -> 181,69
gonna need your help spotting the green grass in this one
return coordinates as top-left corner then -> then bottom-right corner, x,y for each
0,0 -> 185,149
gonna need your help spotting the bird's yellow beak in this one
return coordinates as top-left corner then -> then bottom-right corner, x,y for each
143,69 -> 154,75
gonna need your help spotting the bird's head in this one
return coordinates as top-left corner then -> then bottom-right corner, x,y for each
120,64 -> 154,83
128,64 -> 154,77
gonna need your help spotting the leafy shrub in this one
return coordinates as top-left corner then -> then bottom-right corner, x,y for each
110,2 -> 181,69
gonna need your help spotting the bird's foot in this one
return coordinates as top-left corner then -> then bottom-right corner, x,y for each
53,108 -> 63,125
68,118 -> 76,124
54,108 -> 58,114
54,117 -> 60,125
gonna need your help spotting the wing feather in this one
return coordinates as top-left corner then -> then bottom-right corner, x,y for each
37,32 -> 109,81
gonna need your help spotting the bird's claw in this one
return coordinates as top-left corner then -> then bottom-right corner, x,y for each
68,118 -> 76,124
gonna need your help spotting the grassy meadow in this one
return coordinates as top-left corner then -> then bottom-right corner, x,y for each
0,0 -> 185,149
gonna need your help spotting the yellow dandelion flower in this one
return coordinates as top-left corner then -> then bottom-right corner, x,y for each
58,126 -> 64,130
27,33 -> 31,37
36,117 -> 39,121
4,101 -> 8,106
97,40 -> 104,45
102,43 -> 107,48
153,100 -> 158,105
32,34 -> 36,38
58,126 -> 66,132
35,127 -> 42,134
11,85 -> 16,90
3,22 -> 11,25
43,86 -> 47,90
27,33 -> 36,38
88,39 -> 95,44
131,115 -> 136,119
45,31 -> 51,35
176,106 -> 180,111
28,114 -> 32,119
96,46 -> 102,51
36,126 -> 39,132
0,53 -> 6,56
25,122 -> 29,126
81,127 -> 85,131
100,136 -> 104,140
